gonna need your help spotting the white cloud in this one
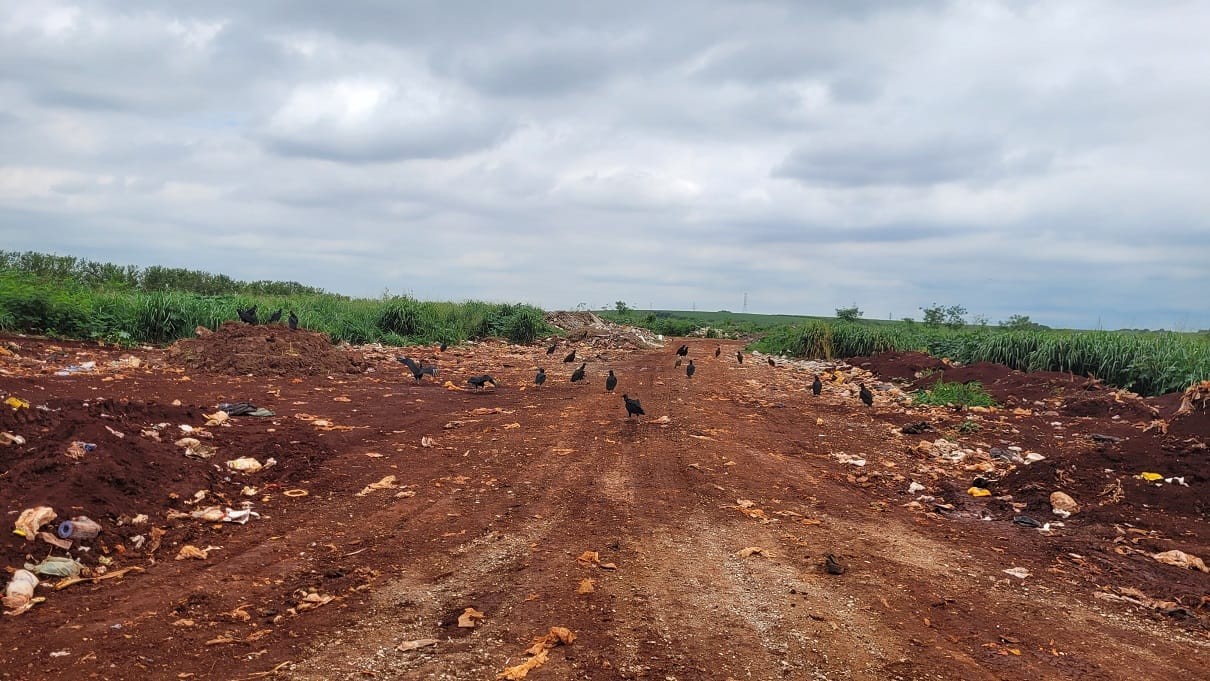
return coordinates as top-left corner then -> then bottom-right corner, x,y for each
0,0 -> 1206,329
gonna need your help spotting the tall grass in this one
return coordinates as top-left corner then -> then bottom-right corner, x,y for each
754,318 -> 1210,396
0,270 -> 552,348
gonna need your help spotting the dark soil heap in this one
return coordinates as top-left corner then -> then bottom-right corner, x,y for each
168,322 -> 366,376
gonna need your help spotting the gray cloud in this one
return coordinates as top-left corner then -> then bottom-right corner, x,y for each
0,0 -> 1207,330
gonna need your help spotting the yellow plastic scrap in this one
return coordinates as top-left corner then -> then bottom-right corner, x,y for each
1138,472 -> 1163,482
4,396 -> 30,410
967,487 -> 992,497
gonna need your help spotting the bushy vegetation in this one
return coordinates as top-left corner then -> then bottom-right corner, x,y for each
0,253 -> 552,347
753,319 -> 1210,396
913,381 -> 997,407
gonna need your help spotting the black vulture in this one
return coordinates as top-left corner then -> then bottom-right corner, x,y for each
714,346 -> 721,358
605,370 -> 617,392
534,368 -> 546,388
287,311 -> 298,331
570,362 -> 586,383
266,308 -> 282,324
623,394 -> 645,418
859,383 -> 874,407
237,305 -> 258,325
686,359 -> 695,380
825,554 -> 845,575
676,344 -> 689,357
767,357 -> 776,367
563,349 -> 576,363
397,356 -> 437,382
736,351 -> 743,364
439,342 -> 448,352
547,343 -> 557,355
812,375 -> 822,396
467,375 -> 497,390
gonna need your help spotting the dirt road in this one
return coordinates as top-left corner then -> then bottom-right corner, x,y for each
0,336 -> 1206,680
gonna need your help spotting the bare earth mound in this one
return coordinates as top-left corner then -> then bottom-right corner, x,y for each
168,321 -> 366,376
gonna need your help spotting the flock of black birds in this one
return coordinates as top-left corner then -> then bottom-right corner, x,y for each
234,305 -> 876,416
236,305 -> 299,331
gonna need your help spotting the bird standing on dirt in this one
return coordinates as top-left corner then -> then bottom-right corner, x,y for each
812,375 -> 822,396
237,305 -> 258,325
547,343 -> 557,355
534,368 -> 546,388
266,308 -> 282,324
686,359 -> 695,381
398,356 -> 437,383
675,358 -> 682,368
715,346 -> 721,358
859,383 -> 874,407
570,362 -> 586,383
736,351 -> 743,364
605,370 -> 617,392
767,357 -> 776,367
825,554 -> 846,575
288,311 -> 298,331
467,375 -> 497,390
439,342 -> 448,352
676,344 -> 689,357
563,349 -> 576,363
623,394 -> 645,418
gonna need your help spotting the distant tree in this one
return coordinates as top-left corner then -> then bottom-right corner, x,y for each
920,304 -> 967,329
972,314 -> 989,327
901,316 -> 916,325
614,300 -> 630,315
999,314 -> 1046,330
835,305 -> 863,322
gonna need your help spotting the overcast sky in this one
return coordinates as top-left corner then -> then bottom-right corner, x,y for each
2,1 -> 1208,330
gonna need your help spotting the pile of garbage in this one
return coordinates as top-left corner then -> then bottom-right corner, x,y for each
545,311 -> 663,350
167,321 -> 367,376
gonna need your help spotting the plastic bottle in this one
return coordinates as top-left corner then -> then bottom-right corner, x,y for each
57,517 -> 101,540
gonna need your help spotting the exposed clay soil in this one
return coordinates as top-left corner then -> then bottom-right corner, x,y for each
166,322 -> 367,376
0,336 -> 1206,681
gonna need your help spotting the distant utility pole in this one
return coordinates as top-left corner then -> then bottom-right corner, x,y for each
743,292 -> 748,313
692,302 -> 696,311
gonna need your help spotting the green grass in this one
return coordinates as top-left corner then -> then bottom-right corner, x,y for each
750,318 -> 1210,397
0,269 -> 552,347
913,381 -> 997,407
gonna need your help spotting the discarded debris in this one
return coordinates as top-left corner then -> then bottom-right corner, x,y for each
577,578 -> 596,594
2,570 -> 40,614
457,607 -> 486,628
226,456 -> 271,472
65,441 -> 95,459
24,556 -> 82,578
356,475 -> 398,496
396,638 -> 440,652
13,506 -> 56,540
1050,491 -> 1080,516
1002,567 -> 1031,579
1151,550 -> 1209,573
175,545 -> 213,560
56,517 -> 101,540
736,546 -> 774,558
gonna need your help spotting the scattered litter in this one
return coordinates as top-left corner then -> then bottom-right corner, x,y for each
1151,550 -> 1209,573
457,607 -> 486,628
218,402 -> 274,417
357,475 -> 399,496
284,489 -> 309,498
824,554 -> 845,575
1003,567 -> 1031,579
577,578 -> 596,594
2,570 -> 40,614
13,506 -> 56,540
736,547 -> 774,558
226,457 -> 275,473
24,556 -> 83,578
187,506 -> 261,524
908,482 -> 926,494
497,627 -> 576,680
900,422 -> 933,435
396,638 -> 439,652
38,532 -> 72,550
57,517 -> 101,540
1164,476 -> 1188,486
1012,515 -> 1043,528
204,410 -> 229,426
1022,452 -> 1046,464
1050,491 -> 1079,516
0,432 -> 26,446
65,441 -> 96,460
967,487 -> 991,497
1138,472 -> 1163,482
421,437 -> 436,448
175,545 -> 214,560
4,396 -> 30,410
